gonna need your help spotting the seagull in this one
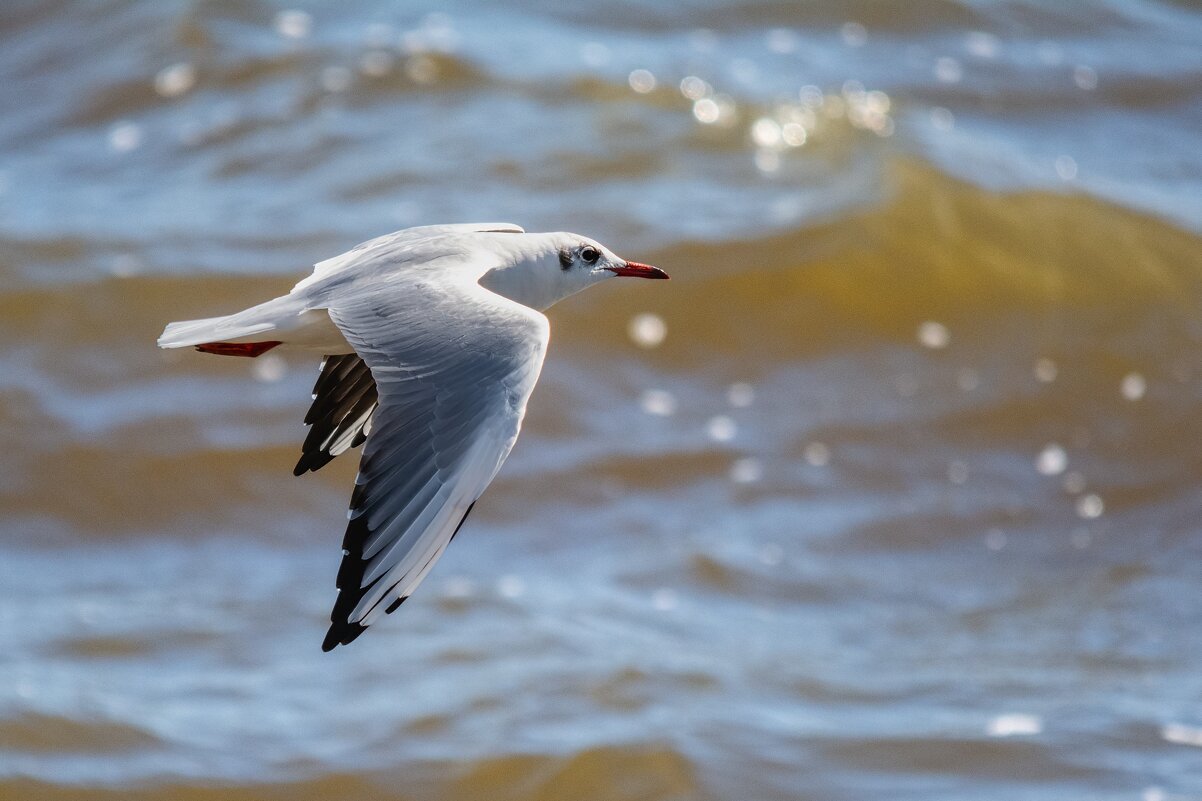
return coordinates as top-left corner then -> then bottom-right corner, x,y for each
158,223 -> 668,650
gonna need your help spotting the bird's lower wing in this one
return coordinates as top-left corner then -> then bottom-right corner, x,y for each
294,354 -> 378,476
320,279 -> 549,651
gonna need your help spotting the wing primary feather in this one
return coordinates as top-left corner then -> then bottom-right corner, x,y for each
321,499 -> 480,651
310,354 -> 355,401
449,501 -> 476,543
321,620 -> 366,652
294,354 -> 379,476
306,365 -> 375,427
318,271 -> 549,651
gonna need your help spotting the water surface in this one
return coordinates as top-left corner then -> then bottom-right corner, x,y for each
3,1 -> 1202,799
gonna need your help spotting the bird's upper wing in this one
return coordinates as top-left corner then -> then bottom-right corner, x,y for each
293,223 -> 524,292
319,273 -> 549,651
291,224 -> 526,475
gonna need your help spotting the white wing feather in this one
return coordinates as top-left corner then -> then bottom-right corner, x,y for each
294,223 -> 524,292
318,260 -> 548,650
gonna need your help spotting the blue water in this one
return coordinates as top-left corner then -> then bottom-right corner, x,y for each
3,1 -> 1202,799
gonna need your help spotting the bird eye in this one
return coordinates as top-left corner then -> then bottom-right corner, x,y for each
580,246 -> 600,264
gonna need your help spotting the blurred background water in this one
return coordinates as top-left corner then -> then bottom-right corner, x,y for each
3,1 -> 1202,799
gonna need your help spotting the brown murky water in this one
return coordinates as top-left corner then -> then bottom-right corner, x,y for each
4,1 -> 1202,799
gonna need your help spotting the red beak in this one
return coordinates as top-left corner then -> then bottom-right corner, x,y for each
606,260 -> 670,279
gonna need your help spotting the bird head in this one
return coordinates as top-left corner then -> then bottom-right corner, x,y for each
479,231 -> 668,311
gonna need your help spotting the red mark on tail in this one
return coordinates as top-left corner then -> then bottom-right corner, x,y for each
195,341 -> 283,357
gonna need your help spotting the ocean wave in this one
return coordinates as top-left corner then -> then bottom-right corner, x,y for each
564,158 -> 1202,353
0,712 -> 161,753
0,745 -> 701,800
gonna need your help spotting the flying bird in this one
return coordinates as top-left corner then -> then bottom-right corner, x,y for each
157,223 -> 668,650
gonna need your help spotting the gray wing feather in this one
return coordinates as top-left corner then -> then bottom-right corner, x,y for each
319,275 -> 548,651
294,223 -> 524,293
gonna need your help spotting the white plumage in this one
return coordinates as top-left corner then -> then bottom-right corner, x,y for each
158,223 -> 667,650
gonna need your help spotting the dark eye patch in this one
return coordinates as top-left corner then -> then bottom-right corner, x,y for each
559,248 -> 573,269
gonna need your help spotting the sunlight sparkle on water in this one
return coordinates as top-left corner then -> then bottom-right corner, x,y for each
751,118 -> 782,148
694,95 -> 738,127
843,88 -> 893,136
1055,155 -> 1079,181
1074,65 -> 1099,91
766,28 -> 798,54
693,98 -> 720,124
628,69 -> 657,94
935,57 -> 963,84
154,63 -> 196,98
580,42 -> 610,67
1035,357 -> 1058,383
707,416 -> 737,442
251,355 -> 286,383
640,389 -> 677,417
1161,723 -> 1202,748
730,457 -> 763,484
628,313 -> 666,348
755,149 -> 781,174
497,575 -> 526,599
652,588 -> 678,611
109,253 -> 143,278
727,382 -> 755,408
108,121 -> 143,153
799,85 -> 824,107
274,10 -> 312,40
840,22 -> 868,47
804,442 -> 830,467
680,76 -> 710,100
1036,444 -> 1067,476
918,321 -> 950,349
1076,494 -> 1104,519
1038,41 -> 1064,66
781,122 -> 807,147
965,31 -> 1001,59
770,195 -> 806,223
931,107 -> 955,131
987,713 -> 1043,737
1121,372 -> 1146,401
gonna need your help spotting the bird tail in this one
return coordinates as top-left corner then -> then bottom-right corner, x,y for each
158,296 -> 301,356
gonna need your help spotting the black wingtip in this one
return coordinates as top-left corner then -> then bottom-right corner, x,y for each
294,451 -> 336,477
321,621 -> 368,652
294,354 -> 378,477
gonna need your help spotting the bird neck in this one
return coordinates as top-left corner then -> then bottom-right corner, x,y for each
477,234 -> 576,311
